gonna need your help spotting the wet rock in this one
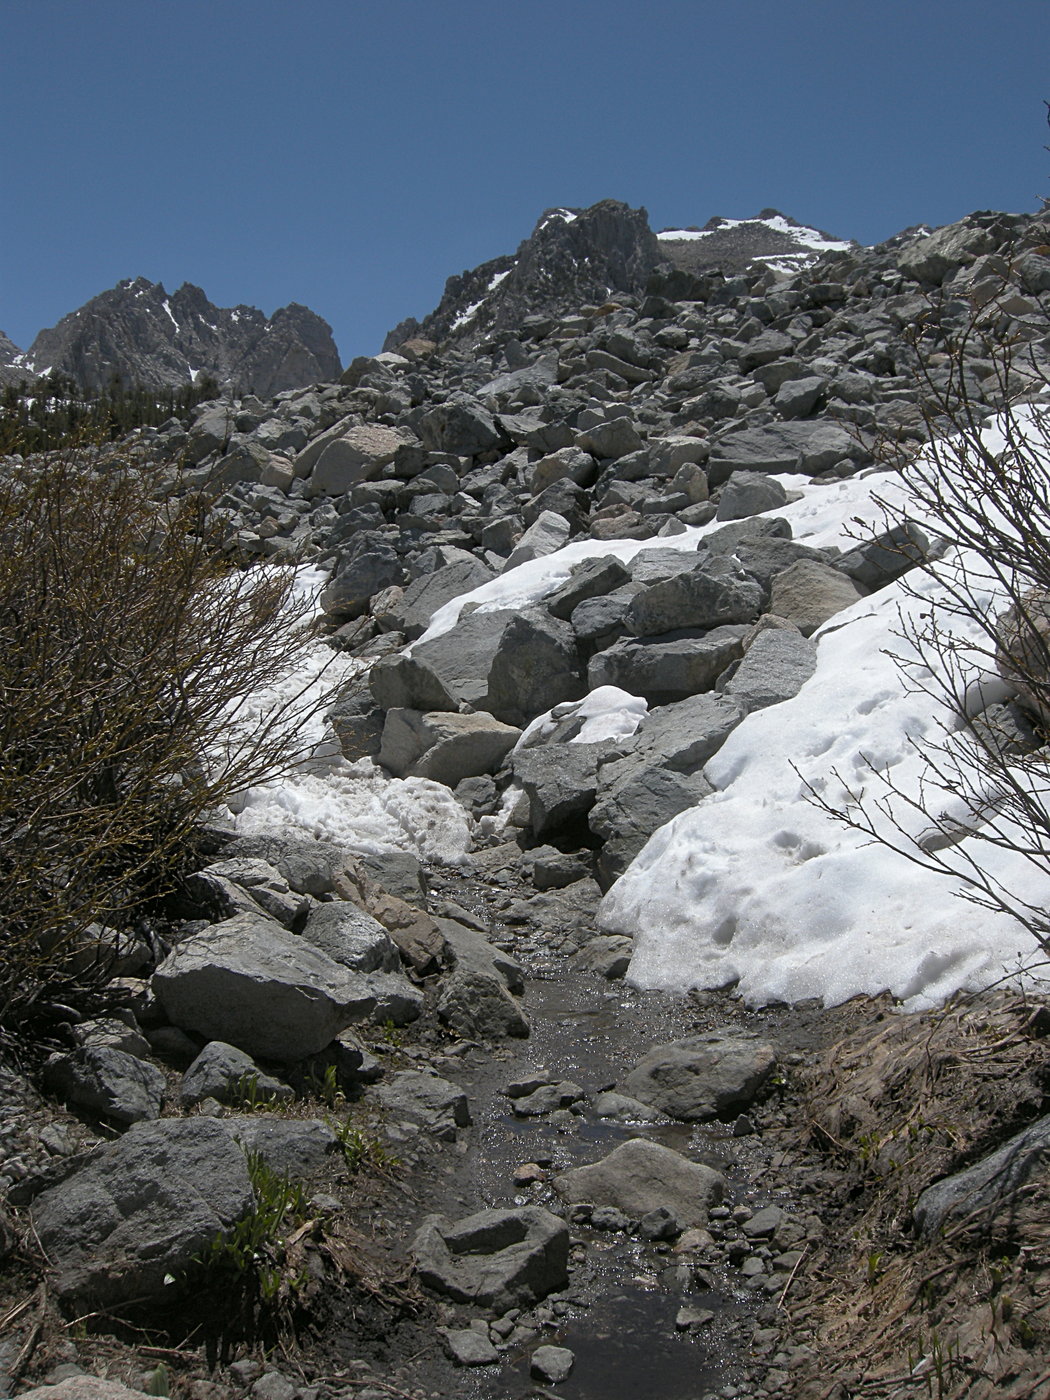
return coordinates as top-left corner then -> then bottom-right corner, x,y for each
31,1118 -> 254,1307
624,1033 -> 777,1122
573,935 -> 633,979
531,1345 -> 575,1383
442,1328 -> 499,1366
553,1137 -> 725,1227
511,1081 -> 585,1117
413,1205 -> 570,1310
592,1090 -> 664,1122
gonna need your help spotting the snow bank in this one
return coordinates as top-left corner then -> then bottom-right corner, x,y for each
220,565 -> 473,865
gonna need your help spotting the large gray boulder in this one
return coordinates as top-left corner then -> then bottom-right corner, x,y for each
623,1033 -> 777,1122
419,395 -> 503,456
484,608 -> 585,727
392,558 -> 496,640
435,919 -> 529,1039
413,1206 -> 569,1310
504,510 -> 573,570
42,1047 -> 166,1126
768,558 -> 863,636
152,912 -> 376,1060
307,424 -> 411,497
706,422 -> 865,484
591,766 -> 713,884
715,471 -> 790,522
589,625 -> 747,705
298,901 -> 401,973
553,1138 -> 724,1228
379,709 -> 520,786
374,1070 -> 471,1142
180,1041 -> 293,1108
624,558 -> 763,637
31,1117 -> 255,1307
220,1116 -> 341,1177
722,627 -> 817,713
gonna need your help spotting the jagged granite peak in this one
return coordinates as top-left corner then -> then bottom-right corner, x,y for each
24,277 -> 341,397
0,330 -> 28,388
384,199 -> 662,351
654,209 -> 856,278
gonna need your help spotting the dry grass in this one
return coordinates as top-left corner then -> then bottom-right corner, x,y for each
786,991 -> 1050,1399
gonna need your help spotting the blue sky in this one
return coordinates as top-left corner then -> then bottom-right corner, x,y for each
3,0 -> 1048,364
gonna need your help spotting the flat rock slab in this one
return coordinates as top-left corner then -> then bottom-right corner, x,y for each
31,1117 -> 254,1308
152,912 -> 376,1060
17,1383 -> 152,1400
553,1137 -> 724,1228
413,1205 -> 569,1311
624,1032 -> 777,1121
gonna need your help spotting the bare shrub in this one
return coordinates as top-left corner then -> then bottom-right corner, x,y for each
803,283 -> 1050,958
0,440 -> 334,1040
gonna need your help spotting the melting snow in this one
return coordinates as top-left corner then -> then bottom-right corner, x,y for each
451,300 -> 484,331
657,214 -> 853,255
161,299 -> 180,332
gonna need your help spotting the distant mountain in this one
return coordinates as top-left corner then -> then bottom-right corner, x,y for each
384,199 -> 662,350
654,209 -> 856,277
0,330 -> 28,388
16,279 -> 341,397
383,200 -> 855,352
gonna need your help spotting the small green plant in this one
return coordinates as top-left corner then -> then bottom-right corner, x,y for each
305,1062 -> 345,1110
193,1151 -> 311,1304
865,1249 -> 885,1287
143,1364 -> 170,1397
378,1018 -> 404,1049
228,1072 -> 286,1113
327,1117 -> 399,1175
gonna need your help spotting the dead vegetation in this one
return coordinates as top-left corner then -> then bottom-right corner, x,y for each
786,990 -> 1050,1399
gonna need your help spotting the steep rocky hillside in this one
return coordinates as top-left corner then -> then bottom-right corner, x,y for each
10,279 -> 341,396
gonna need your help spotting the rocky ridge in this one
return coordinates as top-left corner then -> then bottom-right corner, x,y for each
3,200 -> 1050,1400
1,278 -> 341,397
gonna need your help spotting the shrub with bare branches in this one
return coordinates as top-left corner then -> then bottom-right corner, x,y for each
0,440 -> 333,1042
805,279 -> 1050,960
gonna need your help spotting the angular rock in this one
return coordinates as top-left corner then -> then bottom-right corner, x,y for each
42,1047 -> 166,1126
914,1113 -> 1050,1237
511,741 -> 611,839
544,554 -> 633,620
443,1329 -> 499,1366
419,395 -> 503,456
484,608 -> 585,726
589,625 -> 747,705
836,520 -> 931,588
413,1205 -> 569,1310
706,421 -> 865,484
531,1346 -> 575,1384
575,417 -> 644,460
31,1117 -> 254,1306
624,1033 -> 777,1121
504,509 -> 573,570
715,471 -> 789,522
374,1070 -> 471,1142
152,912 -> 376,1060
768,558 -> 863,635
220,1115 -> 340,1176
298,902 -> 400,973
435,919 -> 529,1039
553,1137 -> 724,1227
392,558 -> 497,640
308,424 -> 411,497
181,1041 -> 293,1108
722,628 -> 818,713
379,709 -> 521,786
625,558 -> 763,637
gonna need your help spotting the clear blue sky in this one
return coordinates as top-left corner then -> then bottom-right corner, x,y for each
3,0 -> 1048,364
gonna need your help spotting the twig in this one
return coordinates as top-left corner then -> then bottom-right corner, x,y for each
0,1292 -> 38,1331
777,1243 -> 809,1309
8,1284 -> 47,1384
